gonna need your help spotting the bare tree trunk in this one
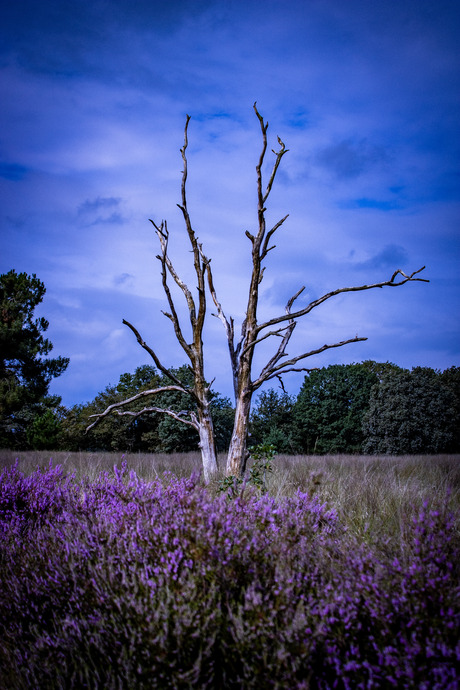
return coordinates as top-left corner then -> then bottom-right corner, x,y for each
210,104 -> 427,478
226,390 -> 252,476
225,279 -> 258,476
194,365 -> 218,481
197,403 -> 218,483
90,105 -> 428,483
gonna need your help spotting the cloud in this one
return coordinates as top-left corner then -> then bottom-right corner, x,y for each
88,212 -> 126,227
353,244 -> 410,271
339,197 -> 403,211
78,196 -> 122,214
114,273 -> 134,287
315,139 -> 389,180
77,197 -> 127,226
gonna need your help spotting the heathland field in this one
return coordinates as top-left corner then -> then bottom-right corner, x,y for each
1,451 -> 459,688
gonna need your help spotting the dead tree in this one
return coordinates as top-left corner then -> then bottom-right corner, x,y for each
204,103 -> 428,477
87,116 -> 219,483
88,104 -> 427,481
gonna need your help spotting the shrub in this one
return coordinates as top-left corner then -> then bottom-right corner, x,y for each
0,462 -> 458,688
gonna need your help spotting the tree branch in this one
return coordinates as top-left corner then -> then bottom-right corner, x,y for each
256,267 -> 428,334
241,286 -> 305,360
177,114 -> 207,339
201,250 -> 240,398
85,384 -> 195,432
253,103 -> 289,204
109,407 -> 198,430
260,214 -> 289,260
252,336 -> 367,389
150,220 -> 194,359
252,286 -> 304,384
240,323 -> 293,357
122,318 -> 194,392
148,115 -> 209,368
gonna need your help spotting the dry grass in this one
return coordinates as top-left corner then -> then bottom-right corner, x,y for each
0,449 -> 209,482
266,453 -> 460,541
1,449 -> 459,541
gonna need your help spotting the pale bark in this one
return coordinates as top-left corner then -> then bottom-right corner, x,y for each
89,105 -> 428,481
197,402 -> 219,483
87,116 -> 218,482
204,103 -> 428,477
226,392 -> 252,476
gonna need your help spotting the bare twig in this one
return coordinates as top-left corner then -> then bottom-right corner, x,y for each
257,267 -> 428,334
122,319 -> 193,391
252,336 -> 367,389
253,102 -> 289,204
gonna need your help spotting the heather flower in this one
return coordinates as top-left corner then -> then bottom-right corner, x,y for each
0,463 -> 458,689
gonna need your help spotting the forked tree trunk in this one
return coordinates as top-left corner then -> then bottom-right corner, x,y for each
89,107 -> 428,486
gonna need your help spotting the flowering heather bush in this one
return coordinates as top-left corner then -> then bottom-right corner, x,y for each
0,461 -> 459,689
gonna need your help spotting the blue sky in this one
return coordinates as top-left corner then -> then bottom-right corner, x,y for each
1,0 -> 459,407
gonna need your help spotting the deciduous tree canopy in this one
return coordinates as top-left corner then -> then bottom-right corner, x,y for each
61,365 -> 233,454
362,366 -> 459,454
292,363 -> 379,454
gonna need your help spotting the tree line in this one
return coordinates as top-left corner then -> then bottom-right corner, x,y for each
1,279 -> 458,455
65,360 -> 460,455
1,268 -> 459,456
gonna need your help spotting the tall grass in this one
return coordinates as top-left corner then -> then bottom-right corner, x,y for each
0,449 -> 207,481
268,453 -> 460,541
1,451 -> 459,688
1,450 -> 458,539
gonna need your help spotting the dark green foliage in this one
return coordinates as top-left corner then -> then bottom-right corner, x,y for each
250,389 -> 296,452
209,395 -> 234,452
293,363 -> 380,454
26,406 -> 63,450
439,366 -> 460,450
60,388 -> 143,452
246,442 -> 275,493
60,364 -> 234,453
363,366 -> 458,454
359,359 -> 407,381
0,270 -> 69,448
152,365 -> 198,453
60,364 -> 173,452
218,442 -> 276,498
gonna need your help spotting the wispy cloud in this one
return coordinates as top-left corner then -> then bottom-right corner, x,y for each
353,244 -> 410,271
114,272 -> 134,287
78,197 -> 122,215
315,139 -> 389,180
77,197 -> 127,226
1,0 -> 458,406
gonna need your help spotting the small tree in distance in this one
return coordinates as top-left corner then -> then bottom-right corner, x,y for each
87,104 -> 428,481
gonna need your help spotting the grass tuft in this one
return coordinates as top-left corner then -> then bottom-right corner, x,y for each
1,451 -> 458,687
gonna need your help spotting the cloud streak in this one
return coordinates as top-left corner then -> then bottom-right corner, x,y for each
0,0 -> 459,406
